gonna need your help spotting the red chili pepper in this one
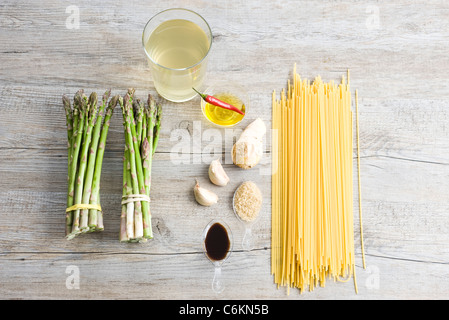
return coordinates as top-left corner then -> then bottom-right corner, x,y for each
192,88 -> 245,115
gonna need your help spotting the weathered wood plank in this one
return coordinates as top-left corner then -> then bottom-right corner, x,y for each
0,1 -> 449,98
0,250 -> 446,299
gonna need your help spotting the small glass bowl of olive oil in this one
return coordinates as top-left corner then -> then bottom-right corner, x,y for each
200,84 -> 248,127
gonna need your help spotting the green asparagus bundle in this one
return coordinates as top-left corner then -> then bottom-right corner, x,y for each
119,88 -> 162,242
63,89 -> 119,240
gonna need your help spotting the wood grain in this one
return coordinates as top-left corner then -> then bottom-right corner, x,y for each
1,0 -> 448,299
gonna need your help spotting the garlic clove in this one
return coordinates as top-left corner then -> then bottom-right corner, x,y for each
208,159 -> 230,186
193,179 -> 218,206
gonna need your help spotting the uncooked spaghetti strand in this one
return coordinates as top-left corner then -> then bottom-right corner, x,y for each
355,90 -> 366,269
272,96 -> 276,278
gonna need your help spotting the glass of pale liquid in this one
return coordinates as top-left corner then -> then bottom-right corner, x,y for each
142,8 -> 212,102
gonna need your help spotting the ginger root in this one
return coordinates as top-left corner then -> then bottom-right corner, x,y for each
232,118 -> 266,169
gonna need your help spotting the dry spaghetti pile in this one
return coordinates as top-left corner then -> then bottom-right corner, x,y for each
271,66 -> 359,293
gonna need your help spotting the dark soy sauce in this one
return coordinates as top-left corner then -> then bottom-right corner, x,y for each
204,222 -> 230,261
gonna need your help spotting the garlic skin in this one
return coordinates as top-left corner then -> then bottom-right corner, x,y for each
232,118 -> 266,169
208,159 -> 230,186
193,180 -> 218,206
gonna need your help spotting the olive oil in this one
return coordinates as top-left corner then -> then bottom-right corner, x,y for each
203,93 -> 245,127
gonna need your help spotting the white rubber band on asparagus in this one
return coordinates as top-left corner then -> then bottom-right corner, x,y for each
121,194 -> 151,205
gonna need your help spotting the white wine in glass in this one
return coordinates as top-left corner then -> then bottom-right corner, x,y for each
142,9 -> 212,102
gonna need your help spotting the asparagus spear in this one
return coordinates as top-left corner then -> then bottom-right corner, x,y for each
119,149 -> 129,242
71,93 -> 98,235
88,94 -> 119,230
141,110 -> 147,148
80,94 -> 89,155
119,98 -> 130,239
66,90 -> 83,236
141,138 -> 151,195
66,92 -> 86,238
152,102 -> 162,156
62,95 -> 73,165
134,99 -> 144,147
120,92 -> 144,240
143,94 -> 156,197
79,89 -> 111,232
125,147 -> 135,240
63,94 -> 73,236
126,90 -> 153,239
69,90 -> 82,170
96,193 -> 103,231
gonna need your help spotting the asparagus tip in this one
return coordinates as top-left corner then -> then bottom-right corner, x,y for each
103,89 -> 112,103
109,94 -> 120,109
89,92 -> 98,104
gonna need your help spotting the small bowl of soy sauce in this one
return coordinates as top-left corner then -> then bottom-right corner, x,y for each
202,219 -> 233,294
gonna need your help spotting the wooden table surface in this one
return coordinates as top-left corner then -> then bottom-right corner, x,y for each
1,0 -> 448,300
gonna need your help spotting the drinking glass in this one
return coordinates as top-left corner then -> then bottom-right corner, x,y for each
142,8 -> 213,102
